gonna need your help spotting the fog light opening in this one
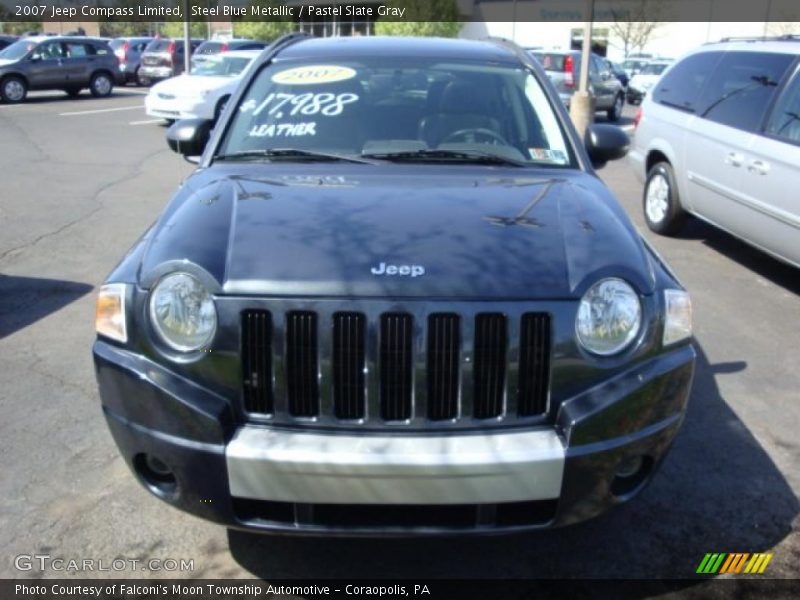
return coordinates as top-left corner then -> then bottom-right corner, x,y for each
134,453 -> 178,499
610,455 -> 653,499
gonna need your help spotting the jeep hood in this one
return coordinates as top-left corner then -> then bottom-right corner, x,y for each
139,165 -> 654,299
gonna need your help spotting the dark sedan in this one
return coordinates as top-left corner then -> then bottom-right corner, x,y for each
93,34 -> 695,536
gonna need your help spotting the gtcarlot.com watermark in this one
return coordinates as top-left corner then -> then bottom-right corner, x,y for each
14,554 -> 194,573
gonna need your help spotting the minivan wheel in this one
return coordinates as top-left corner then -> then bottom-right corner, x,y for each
90,73 -> 113,97
1,76 -> 27,103
607,94 -> 624,122
643,162 -> 686,235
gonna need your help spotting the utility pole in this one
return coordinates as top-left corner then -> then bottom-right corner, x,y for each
183,0 -> 191,75
569,0 -> 595,137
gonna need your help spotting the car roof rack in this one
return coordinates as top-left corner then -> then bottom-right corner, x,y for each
714,34 -> 800,43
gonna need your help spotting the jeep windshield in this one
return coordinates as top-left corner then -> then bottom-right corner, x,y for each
217,57 -> 574,167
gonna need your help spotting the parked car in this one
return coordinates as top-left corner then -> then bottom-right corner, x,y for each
629,38 -> 800,268
138,38 -> 203,83
108,36 -> 153,86
531,50 -> 626,121
0,36 -> 122,103
145,50 -> 259,122
626,59 -> 672,104
606,59 -> 629,88
194,39 -> 268,57
0,35 -> 18,52
93,34 -> 695,535
622,58 -> 650,79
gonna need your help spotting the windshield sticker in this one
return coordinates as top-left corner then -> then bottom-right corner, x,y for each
247,92 -> 360,117
529,148 -> 568,164
272,65 -> 357,86
248,122 -> 317,138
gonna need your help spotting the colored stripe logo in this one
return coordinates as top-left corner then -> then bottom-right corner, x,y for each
697,553 -> 773,574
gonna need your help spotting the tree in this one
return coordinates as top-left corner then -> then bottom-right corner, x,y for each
159,20 -> 208,39
99,22 -> 150,38
374,0 -> 461,38
607,0 -> 666,57
234,1 -> 295,41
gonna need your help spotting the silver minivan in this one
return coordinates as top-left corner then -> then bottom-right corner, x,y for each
629,38 -> 800,268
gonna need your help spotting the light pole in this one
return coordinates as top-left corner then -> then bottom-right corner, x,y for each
569,0 -> 595,137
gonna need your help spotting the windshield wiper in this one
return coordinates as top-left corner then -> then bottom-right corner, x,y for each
776,111 -> 800,135
701,75 -> 777,118
361,149 -> 526,167
213,148 -> 379,165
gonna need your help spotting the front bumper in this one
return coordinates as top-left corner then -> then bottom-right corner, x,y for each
94,340 -> 694,534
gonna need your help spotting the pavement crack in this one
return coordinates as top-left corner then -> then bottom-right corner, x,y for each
0,148 -> 169,264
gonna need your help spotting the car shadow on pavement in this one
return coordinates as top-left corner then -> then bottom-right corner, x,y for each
227,341 -> 797,585
673,218 -> 800,296
0,274 -> 93,339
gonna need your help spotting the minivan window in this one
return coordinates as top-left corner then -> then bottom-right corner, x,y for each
653,51 -> 723,112
696,51 -> 794,133
640,63 -> 668,76
765,70 -> 800,144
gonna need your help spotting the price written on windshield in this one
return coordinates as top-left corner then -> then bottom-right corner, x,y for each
242,93 -> 360,118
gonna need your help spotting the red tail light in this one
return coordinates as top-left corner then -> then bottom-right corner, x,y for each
564,55 -> 575,88
220,43 -> 229,53
115,41 -> 128,63
167,41 -> 175,64
634,107 -> 643,128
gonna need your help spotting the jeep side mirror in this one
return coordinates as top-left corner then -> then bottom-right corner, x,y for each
166,119 -> 212,160
585,124 -> 629,169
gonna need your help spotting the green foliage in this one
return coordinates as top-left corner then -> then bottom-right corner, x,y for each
159,20 -> 208,39
99,23 -> 151,38
234,1 -> 296,41
2,21 -> 43,36
374,0 -> 461,38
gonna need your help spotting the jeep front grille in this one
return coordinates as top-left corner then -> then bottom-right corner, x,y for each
240,307 -> 551,430
286,311 -> 319,417
241,310 -> 274,415
332,312 -> 366,420
379,313 -> 414,421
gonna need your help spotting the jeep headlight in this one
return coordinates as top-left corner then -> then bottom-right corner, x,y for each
576,278 -> 642,356
663,289 -> 692,346
149,272 -> 216,352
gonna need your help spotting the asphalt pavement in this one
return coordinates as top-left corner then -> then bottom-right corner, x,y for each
0,91 -> 798,589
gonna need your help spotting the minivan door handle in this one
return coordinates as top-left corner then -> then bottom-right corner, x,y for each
747,159 -> 770,175
725,151 -> 744,167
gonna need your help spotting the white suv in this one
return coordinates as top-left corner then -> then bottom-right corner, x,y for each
629,38 -> 800,268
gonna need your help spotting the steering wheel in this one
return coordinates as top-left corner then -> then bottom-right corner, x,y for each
441,128 -> 509,146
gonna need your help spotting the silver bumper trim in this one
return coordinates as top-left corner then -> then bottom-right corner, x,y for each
226,426 -> 565,504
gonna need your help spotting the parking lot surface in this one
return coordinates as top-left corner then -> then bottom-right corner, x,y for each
0,91 -> 798,586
